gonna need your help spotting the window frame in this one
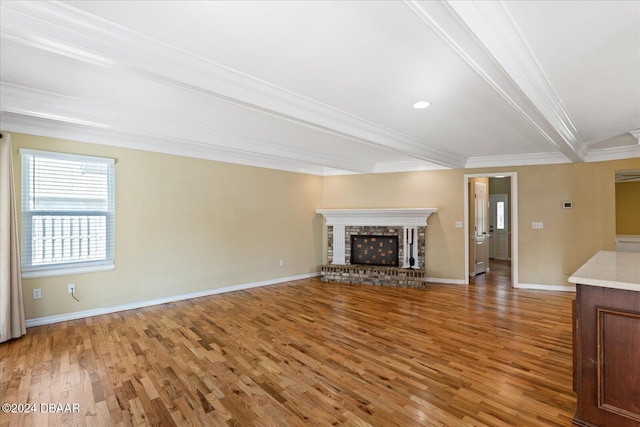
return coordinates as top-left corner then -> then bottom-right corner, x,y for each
20,149 -> 115,278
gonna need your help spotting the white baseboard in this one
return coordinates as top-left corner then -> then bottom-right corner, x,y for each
515,282 -> 575,292
26,272 -> 321,328
426,277 -> 467,285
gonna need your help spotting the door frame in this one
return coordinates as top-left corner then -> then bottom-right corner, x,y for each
464,172 -> 518,286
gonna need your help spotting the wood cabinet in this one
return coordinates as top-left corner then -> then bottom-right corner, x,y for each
573,284 -> 640,427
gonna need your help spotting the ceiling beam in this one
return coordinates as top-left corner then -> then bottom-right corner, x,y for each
0,83 -> 375,174
0,1 -> 466,169
405,0 -> 588,163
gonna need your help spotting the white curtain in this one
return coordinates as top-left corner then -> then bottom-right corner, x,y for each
0,132 -> 26,343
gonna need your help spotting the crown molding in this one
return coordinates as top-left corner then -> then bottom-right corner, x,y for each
584,144 -> 640,162
0,83 -> 374,174
465,145 -> 640,169
0,0 -> 465,169
1,112 -> 342,176
6,104 -> 636,174
630,129 -> 640,144
373,160 -> 449,174
464,152 -> 570,169
405,0 -> 587,162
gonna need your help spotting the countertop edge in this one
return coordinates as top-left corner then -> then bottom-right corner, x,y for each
568,250 -> 640,292
568,276 -> 640,292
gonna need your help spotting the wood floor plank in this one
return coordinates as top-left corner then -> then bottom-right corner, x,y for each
1,262 -> 576,426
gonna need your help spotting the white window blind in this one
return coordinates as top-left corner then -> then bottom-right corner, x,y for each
20,149 -> 115,278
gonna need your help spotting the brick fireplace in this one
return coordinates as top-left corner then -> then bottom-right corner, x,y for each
316,208 -> 437,288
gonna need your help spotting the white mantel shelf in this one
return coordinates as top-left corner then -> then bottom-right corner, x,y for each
315,208 -> 438,226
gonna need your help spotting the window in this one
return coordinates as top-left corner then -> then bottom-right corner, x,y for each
497,201 -> 505,230
21,149 -> 115,278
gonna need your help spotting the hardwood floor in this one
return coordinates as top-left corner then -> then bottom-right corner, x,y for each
1,265 -> 576,426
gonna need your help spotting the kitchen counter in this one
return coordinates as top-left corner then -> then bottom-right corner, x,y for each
569,250 -> 640,427
568,250 -> 640,291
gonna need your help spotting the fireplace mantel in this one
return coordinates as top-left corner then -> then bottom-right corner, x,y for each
315,208 -> 438,226
316,208 -> 438,269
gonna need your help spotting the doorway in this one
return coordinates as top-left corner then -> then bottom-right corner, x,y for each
470,180 -> 489,276
464,173 -> 518,286
489,193 -> 509,260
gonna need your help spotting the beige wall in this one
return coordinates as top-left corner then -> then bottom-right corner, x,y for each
323,159 -> 640,287
11,133 -> 324,320
513,161 -> 616,286
9,131 -> 640,320
489,177 -> 511,195
615,181 -> 640,235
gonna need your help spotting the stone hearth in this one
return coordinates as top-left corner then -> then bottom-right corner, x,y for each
316,208 -> 437,288
321,265 -> 428,288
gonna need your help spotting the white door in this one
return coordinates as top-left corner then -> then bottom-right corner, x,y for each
489,194 -> 509,260
474,182 -> 488,275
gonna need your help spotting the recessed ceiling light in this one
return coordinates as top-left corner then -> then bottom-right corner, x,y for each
413,101 -> 431,109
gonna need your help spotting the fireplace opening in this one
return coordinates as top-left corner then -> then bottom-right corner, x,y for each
350,235 -> 399,267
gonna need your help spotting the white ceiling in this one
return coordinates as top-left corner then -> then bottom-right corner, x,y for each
1,0 -> 639,175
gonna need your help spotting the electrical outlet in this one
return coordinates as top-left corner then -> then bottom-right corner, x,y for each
33,288 -> 41,299
455,221 -> 463,228
68,283 -> 76,294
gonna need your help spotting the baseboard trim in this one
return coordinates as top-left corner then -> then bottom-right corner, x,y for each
26,272 -> 321,328
515,282 -> 575,292
426,277 -> 467,285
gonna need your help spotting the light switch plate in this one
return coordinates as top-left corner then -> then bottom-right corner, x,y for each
532,222 -> 544,229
